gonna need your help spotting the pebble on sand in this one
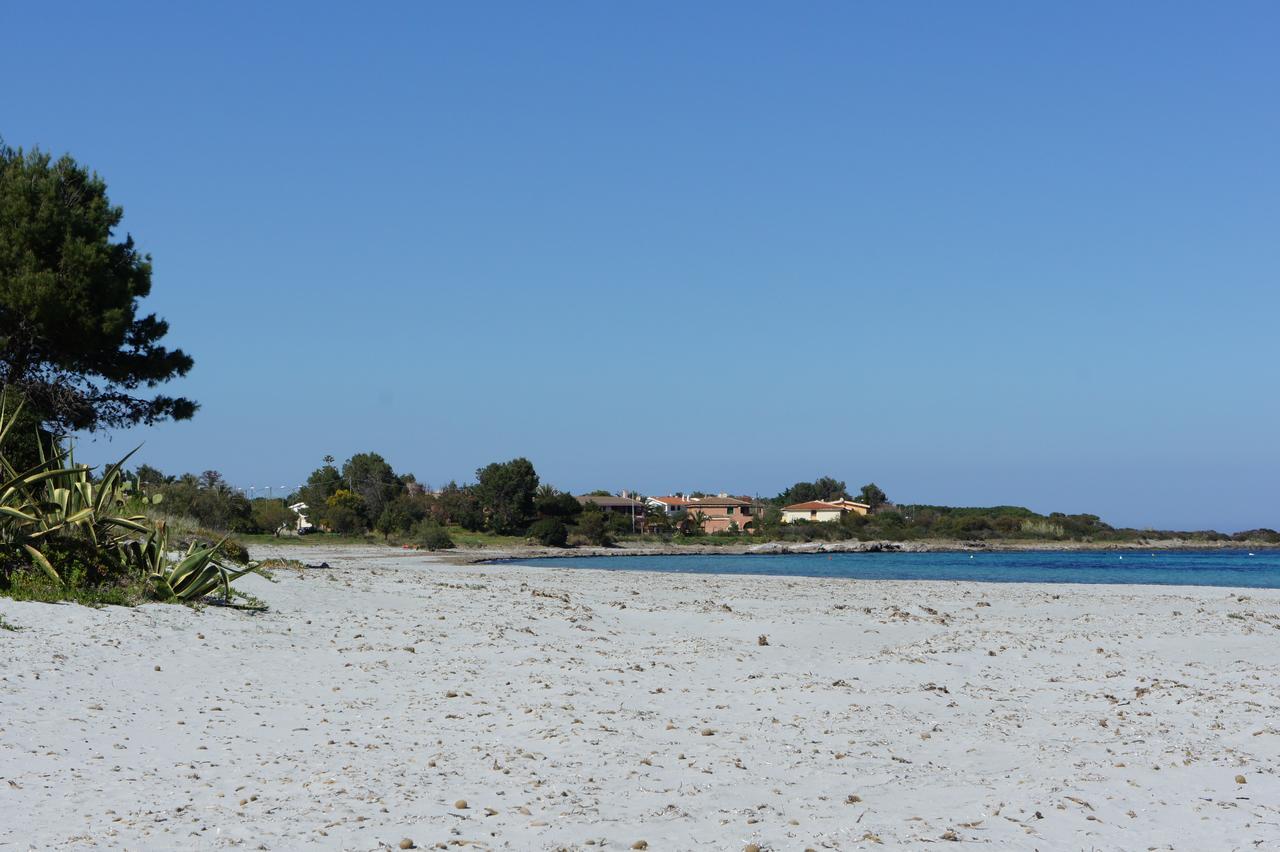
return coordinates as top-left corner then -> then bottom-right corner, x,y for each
399,839 -> 415,850
631,842 -> 648,850
454,799 -> 469,809
1235,774 -> 1246,784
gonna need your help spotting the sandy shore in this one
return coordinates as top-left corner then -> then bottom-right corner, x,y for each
2,545 -> 1278,850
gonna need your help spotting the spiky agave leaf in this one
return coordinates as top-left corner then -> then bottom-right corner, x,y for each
21,544 -> 62,586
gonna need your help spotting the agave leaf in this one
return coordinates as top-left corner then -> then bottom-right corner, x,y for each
0,505 -> 40,524
171,564 -> 224,599
8,465 -> 83,492
166,554 -> 220,595
174,544 -> 221,574
62,507 -> 95,526
93,446 -> 141,514
149,572 -> 177,600
100,516 -> 152,535
0,393 -> 21,445
22,544 -> 62,586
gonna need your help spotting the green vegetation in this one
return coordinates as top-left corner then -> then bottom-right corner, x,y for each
474,458 -> 539,535
528,518 -> 569,547
773,476 -> 851,505
0,144 -> 195,450
0,394 -> 260,608
412,521 -> 456,551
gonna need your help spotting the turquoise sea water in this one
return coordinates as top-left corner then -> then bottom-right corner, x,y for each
503,549 -> 1280,589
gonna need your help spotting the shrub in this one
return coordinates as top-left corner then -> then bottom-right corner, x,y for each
575,508 -> 612,546
413,521 -> 455,551
606,513 -> 634,537
528,518 -> 569,547
326,506 -> 365,536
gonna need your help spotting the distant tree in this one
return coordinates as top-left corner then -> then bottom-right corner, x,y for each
681,510 -> 708,535
326,489 -> 367,532
645,510 -> 674,535
325,506 -> 364,536
160,470 -> 252,531
436,482 -> 485,531
199,470 -> 226,489
251,499 -> 294,536
528,518 -> 569,547
857,482 -> 888,510
342,452 -> 403,522
0,143 -> 195,435
134,463 -> 168,489
375,499 -> 417,540
296,458 -> 344,528
575,503 -> 612,546
536,491 -> 583,520
606,512 -> 634,537
670,508 -> 691,534
775,477 -> 847,505
474,457 -> 539,535
759,505 -> 784,536
587,489 -> 613,497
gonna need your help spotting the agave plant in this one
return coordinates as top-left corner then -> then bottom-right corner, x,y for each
1,390 -> 260,605
149,530 -> 259,603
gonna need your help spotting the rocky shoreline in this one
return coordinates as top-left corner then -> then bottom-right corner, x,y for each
448,536 -> 1279,564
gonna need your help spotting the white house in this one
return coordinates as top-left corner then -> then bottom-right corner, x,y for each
781,499 -> 871,524
289,502 -> 314,533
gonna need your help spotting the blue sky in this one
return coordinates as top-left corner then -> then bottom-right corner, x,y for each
4,2 -> 1277,530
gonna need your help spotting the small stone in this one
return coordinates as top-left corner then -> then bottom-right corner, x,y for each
701,728 -> 715,736
745,844 -> 761,852
941,829 -> 959,841
399,840 -> 415,850
404,646 -> 416,653
631,843 -> 648,850
446,690 -> 458,698
154,665 -> 161,672
238,798 -> 248,806
1235,774 -> 1247,784
757,635 -> 769,646
454,799 -> 469,810
846,794 -> 862,803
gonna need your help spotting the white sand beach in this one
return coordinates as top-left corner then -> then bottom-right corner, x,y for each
2,545 -> 1278,850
